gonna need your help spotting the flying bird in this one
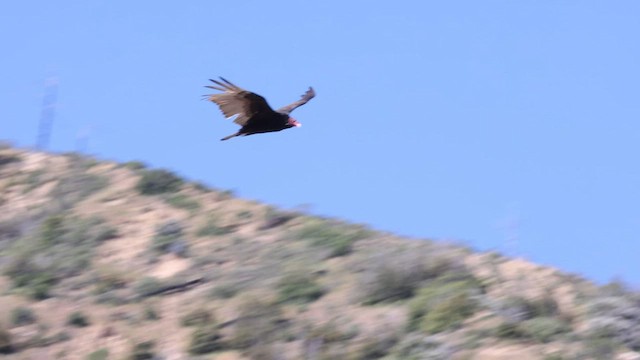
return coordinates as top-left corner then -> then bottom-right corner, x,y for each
205,77 -> 315,141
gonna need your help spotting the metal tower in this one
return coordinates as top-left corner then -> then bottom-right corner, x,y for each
36,77 -> 59,150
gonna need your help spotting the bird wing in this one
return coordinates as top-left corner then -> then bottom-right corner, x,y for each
276,87 -> 316,115
205,77 -> 275,126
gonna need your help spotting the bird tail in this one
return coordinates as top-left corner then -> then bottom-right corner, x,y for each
221,132 -> 240,141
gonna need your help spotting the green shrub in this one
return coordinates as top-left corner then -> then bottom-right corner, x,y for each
143,305 -> 160,321
136,169 -> 183,195
498,296 -> 559,322
130,340 -> 156,360
188,325 -> 223,355
0,153 -> 21,167
4,215 -> 118,299
151,221 -> 187,255
4,257 -> 55,300
181,308 -> 214,327
0,325 -> 14,354
11,306 -> 37,326
296,221 -> 369,258
22,169 -> 45,193
495,317 -> 570,343
236,210 -> 253,220
196,215 -> 230,237
495,322 -> 527,339
123,161 -> 146,170
408,278 -> 480,331
49,173 -> 109,209
230,296 -> 285,348
67,311 -> 90,327
277,272 -> 325,304
86,348 -> 109,360
134,277 -> 164,298
388,334 -> 452,360
209,283 -> 240,299
165,193 -> 201,211
580,334 -> 619,360
40,214 -> 65,244
420,293 -> 476,334
520,317 -> 570,343
359,249 -> 461,305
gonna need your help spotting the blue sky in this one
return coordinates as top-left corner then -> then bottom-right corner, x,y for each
2,1 -> 639,285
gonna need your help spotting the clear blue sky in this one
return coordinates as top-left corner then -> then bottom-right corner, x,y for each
2,1 -> 639,285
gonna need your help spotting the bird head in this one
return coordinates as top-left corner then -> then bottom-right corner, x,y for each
287,117 -> 302,127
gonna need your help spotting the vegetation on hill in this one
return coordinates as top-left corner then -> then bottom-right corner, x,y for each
0,145 -> 638,359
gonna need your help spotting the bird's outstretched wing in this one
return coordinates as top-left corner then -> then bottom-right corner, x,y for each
205,77 -> 275,126
276,87 -> 316,115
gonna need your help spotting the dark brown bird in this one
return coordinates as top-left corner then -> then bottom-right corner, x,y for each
205,77 -> 315,141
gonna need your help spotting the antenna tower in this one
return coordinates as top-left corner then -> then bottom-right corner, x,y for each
36,77 -> 59,150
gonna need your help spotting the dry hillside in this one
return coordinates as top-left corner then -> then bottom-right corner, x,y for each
0,144 -> 639,360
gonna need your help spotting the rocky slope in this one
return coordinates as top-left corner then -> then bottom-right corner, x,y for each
0,144 -> 638,360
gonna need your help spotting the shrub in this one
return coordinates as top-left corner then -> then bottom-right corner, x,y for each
209,283 -> 240,299
495,322 -> 527,339
0,153 -> 21,167
134,277 -> 164,298
359,249 -> 461,305
181,308 -> 214,327
277,272 -> 325,304
4,257 -> 55,300
49,173 -> 109,209
520,317 -> 570,343
496,295 -> 559,323
0,218 -> 22,244
495,317 -> 570,343
143,304 -> 160,321
196,215 -> 230,237
136,169 -> 183,195
0,325 -> 14,354
67,311 -> 90,327
408,278 -> 481,331
86,348 -> 109,360
584,295 -> 640,351
388,334 -> 452,360
40,214 -> 65,244
165,193 -> 201,211
123,161 -> 146,170
11,306 -> 37,326
237,210 -> 253,220
151,221 -> 188,255
579,334 -> 619,360
130,340 -> 156,360
4,215 -> 118,299
230,296 -> 285,348
188,325 -> 223,355
296,221 -> 369,258
420,293 -> 476,334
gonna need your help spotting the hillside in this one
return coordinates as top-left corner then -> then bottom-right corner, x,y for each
0,144 -> 639,360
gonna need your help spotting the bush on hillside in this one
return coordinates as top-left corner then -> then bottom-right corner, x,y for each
188,325 -> 223,355
151,220 -> 189,256
181,308 -> 215,327
296,220 -> 370,258
0,325 -> 14,354
11,306 -> 37,326
230,296 -> 286,349
408,277 -> 481,333
135,169 -> 183,195
3,215 -> 117,299
277,271 -> 325,304
130,340 -> 157,360
67,311 -> 90,327
358,247 -> 463,305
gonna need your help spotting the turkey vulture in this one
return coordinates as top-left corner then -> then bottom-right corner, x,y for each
205,77 -> 315,141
